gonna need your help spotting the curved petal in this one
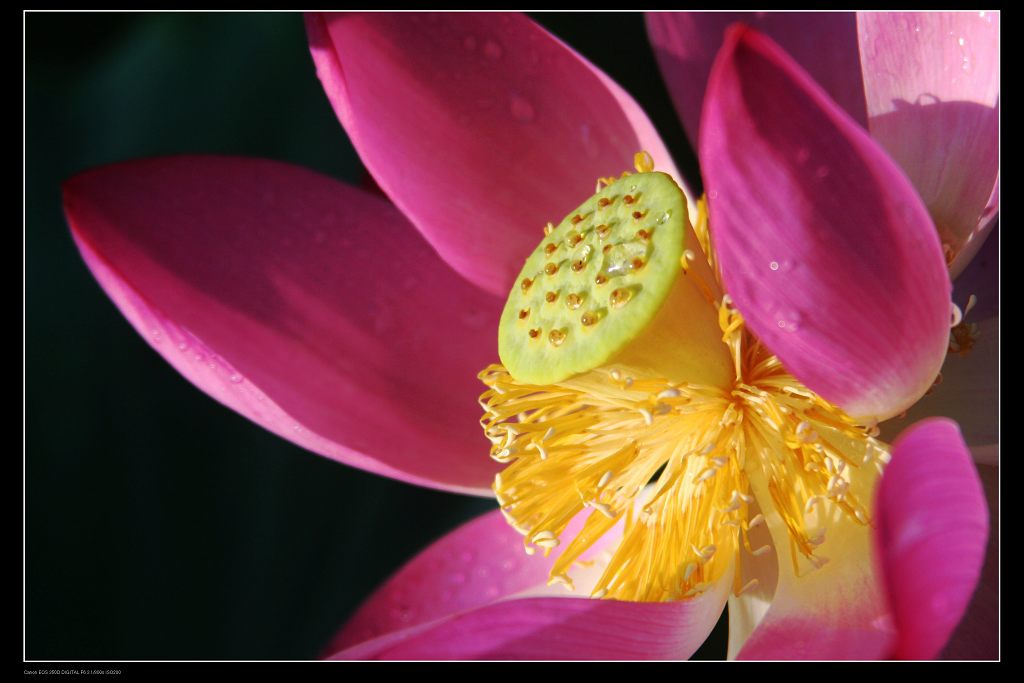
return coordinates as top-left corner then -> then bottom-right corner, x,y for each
939,463 -> 998,660
327,508 -> 730,660
875,419 -> 989,660
64,156 -> 503,496
700,25 -> 951,421
882,230 -> 999,461
731,442 -> 895,660
306,12 -> 685,297
858,12 -> 999,275
646,12 -> 866,148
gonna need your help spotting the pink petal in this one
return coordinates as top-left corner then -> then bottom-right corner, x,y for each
327,509 -> 730,660
875,419 -> 989,659
306,12 -> 683,297
700,26 -> 951,420
731,442 -> 896,660
646,12 -> 866,148
64,156 -> 503,496
858,12 -> 999,275
939,463 -> 998,660
883,231 -> 999,460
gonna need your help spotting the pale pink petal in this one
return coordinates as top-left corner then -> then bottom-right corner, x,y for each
326,508 -> 730,660
876,419 -> 989,660
939,463 -> 998,660
731,438 -> 895,660
858,12 -> 999,274
306,12 -> 684,297
64,156 -> 502,496
646,12 -> 866,147
700,26 -> 951,421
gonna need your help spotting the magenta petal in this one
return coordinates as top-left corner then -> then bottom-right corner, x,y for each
307,12 -> 681,297
858,12 -> 999,272
700,26 -> 951,420
327,509 -> 729,660
876,419 -> 989,659
646,12 -> 866,148
64,156 -> 502,495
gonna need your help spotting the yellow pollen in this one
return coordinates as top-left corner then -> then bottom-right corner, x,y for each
480,243 -> 887,603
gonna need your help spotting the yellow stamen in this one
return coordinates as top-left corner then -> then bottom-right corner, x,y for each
480,157 -> 889,602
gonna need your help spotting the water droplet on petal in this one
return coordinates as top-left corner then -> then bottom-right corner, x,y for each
229,373 -> 243,384
769,261 -> 780,271
509,94 -> 535,123
483,39 -> 503,60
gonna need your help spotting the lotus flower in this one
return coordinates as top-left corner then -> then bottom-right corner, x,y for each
61,12 -> 997,660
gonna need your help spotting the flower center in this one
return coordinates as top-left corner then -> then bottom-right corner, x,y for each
480,156 -> 892,603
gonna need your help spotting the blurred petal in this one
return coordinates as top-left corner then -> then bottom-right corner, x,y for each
327,509 -> 730,660
732,446 -> 895,660
700,26 -> 951,421
939,463 -> 998,660
307,12 -> 684,297
64,156 -> 502,496
858,12 -> 999,275
646,12 -> 866,147
883,228 -> 999,460
875,419 -> 989,660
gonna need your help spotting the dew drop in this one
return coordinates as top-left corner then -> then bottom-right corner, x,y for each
601,240 -> 649,278
229,373 -> 243,384
509,94 -> 535,123
483,39 -> 503,60
708,190 -> 718,200
769,261 -> 780,271
177,342 -> 189,352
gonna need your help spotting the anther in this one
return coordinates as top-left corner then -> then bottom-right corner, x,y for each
545,291 -> 558,303
737,579 -> 760,595
565,293 -> 583,310
638,408 -> 653,425
657,388 -> 681,399
751,545 -> 772,557
587,500 -> 616,519
609,288 -> 633,308
548,329 -> 566,347
748,514 -> 765,529
598,471 -> 613,488
683,563 -> 697,581
543,222 -> 555,235
593,588 -> 608,599
633,151 -> 654,173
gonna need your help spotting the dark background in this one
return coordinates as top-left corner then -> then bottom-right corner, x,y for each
25,12 -> 723,660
